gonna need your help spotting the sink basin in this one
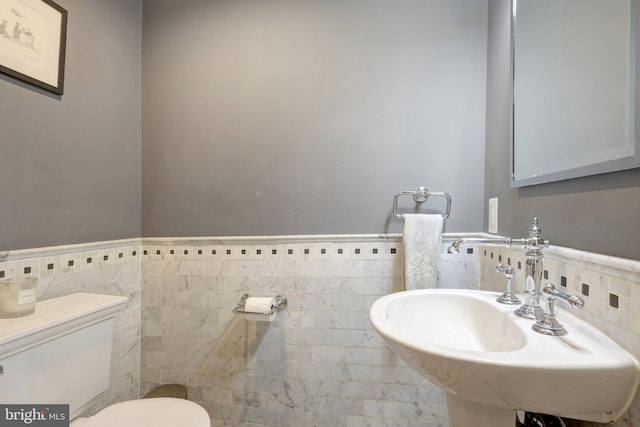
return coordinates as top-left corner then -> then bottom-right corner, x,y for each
369,289 -> 640,427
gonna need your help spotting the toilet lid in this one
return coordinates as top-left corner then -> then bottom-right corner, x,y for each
74,398 -> 210,427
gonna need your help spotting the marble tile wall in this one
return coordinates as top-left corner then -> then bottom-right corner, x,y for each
480,245 -> 640,427
140,235 -> 480,427
0,241 -> 142,413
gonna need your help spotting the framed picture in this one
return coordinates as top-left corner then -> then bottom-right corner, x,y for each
0,0 -> 67,95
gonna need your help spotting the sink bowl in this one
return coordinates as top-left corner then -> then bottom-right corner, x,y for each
369,289 -> 640,427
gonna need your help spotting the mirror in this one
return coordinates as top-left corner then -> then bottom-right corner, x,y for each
511,0 -> 640,187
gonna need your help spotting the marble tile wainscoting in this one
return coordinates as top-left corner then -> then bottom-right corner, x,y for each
7,234 -> 637,426
0,240 -> 142,413
140,234 -> 480,427
481,245 -> 640,427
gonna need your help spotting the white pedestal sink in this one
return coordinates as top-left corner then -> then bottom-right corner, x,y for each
369,289 -> 640,427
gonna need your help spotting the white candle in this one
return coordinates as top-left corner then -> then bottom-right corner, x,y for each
0,278 -> 37,318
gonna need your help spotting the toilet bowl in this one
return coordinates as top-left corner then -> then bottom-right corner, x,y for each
71,398 -> 210,427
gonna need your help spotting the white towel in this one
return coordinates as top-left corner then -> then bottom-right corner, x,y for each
402,214 -> 443,290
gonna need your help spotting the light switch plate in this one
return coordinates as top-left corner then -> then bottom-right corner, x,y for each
488,197 -> 498,234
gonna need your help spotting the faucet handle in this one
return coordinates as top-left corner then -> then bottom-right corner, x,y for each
496,263 -> 514,279
532,283 -> 585,336
495,264 -> 520,305
542,283 -> 585,309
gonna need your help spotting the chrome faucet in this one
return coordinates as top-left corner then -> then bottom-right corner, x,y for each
448,217 -> 549,319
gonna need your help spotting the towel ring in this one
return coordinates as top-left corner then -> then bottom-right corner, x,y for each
392,187 -> 452,219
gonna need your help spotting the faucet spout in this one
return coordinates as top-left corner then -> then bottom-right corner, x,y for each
447,237 -> 513,254
449,218 -> 551,321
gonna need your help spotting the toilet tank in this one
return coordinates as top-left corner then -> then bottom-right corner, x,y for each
0,293 -> 128,419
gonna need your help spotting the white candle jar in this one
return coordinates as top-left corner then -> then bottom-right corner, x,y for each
0,277 -> 37,318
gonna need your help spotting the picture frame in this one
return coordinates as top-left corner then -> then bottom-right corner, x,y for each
0,0 -> 67,95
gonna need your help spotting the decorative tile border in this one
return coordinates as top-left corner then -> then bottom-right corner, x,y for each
0,233 -> 483,263
0,243 -> 141,281
141,233 -> 482,259
141,242 -> 402,262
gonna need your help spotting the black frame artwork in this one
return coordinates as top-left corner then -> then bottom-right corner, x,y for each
0,0 -> 67,95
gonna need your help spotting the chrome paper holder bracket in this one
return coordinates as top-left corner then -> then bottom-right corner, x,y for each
232,294 -> 288,316
392,186 -> 452,219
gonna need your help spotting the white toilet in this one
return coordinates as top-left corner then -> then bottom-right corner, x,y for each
0,293 -> 210,427
71,397 -> 210,426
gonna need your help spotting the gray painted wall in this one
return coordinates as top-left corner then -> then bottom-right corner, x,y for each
4,0 -> 638,261
0,0 -> 142,251
142,0 -> 489,237
485,0 -> 640,260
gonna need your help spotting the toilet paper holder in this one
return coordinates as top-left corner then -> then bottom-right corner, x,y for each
232,294 -> 288,316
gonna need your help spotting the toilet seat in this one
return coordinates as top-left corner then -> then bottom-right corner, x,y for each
71,398 -> 210,427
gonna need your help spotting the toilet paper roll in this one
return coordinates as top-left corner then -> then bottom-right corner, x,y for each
243,297 -> 276,315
